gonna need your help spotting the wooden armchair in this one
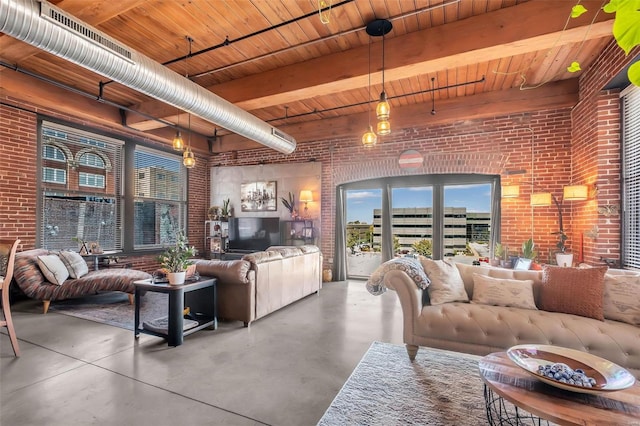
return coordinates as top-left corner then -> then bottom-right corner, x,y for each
1,238 -> 21,356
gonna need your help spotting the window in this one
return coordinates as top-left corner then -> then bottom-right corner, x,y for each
43,145 -> 66,162
134,147 -> 186,248
622,85 -> 640,269
340,174 -> 497,278
78,152 -> 105,168
79,172 -> 105,188
39,121 -> 187,251
43,167 -> 66,184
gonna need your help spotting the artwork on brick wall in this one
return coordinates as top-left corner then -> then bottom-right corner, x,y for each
240,181 -> 277,212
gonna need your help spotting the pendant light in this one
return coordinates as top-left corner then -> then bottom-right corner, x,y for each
172,130 -> 184,151
362,37 -> 377,147
366,19 -> 392,136
182,36 -> 196,169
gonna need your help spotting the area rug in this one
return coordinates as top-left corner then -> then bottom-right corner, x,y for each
317,341 -> 488,426
49,291 -> 167,331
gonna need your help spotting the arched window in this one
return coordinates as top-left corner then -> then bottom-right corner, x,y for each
42,145 -> 66,162
78,152 -> 105,169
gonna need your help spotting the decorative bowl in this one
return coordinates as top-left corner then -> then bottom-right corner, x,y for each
507,344 -> 636,394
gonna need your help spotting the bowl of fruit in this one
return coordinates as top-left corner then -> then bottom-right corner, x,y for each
507,344 -> 636,394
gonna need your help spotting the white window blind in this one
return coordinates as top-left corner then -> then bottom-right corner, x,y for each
133,146 -> 186,249
40,121 -> 123,251
622,85 -> 640,270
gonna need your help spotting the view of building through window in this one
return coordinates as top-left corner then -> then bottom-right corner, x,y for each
345,181 -> 492,277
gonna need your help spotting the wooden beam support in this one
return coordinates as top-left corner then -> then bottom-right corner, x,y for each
214,79 -> 579,152
127,1 -> 611,130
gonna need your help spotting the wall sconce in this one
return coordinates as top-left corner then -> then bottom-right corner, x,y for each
501,185 -> 520,198
563,185 -> 589,201
530,192 -> 552,206
299,190 -> 313,217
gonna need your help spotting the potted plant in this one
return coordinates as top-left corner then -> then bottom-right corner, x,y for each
157,232 -> 197,285
492,242 -> 504,267
281,191 -> 298,219
553,229 -> 573,267
518,238 -> 539,270
220,198 -> 231,221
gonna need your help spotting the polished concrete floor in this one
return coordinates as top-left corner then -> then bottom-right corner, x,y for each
1,280 -> 404,426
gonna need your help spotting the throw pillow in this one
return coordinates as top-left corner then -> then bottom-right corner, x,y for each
603,274 -> 640,325
540,265 -> 608,320
58,250 -> 89,279
471,274 -> 537,310
419,257 -> 468,305
37,254 -> 70,285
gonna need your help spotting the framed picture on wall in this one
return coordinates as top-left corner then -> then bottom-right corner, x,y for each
240,181 -> 277,212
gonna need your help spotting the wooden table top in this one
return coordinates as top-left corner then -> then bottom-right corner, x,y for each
479,352 -> 640,426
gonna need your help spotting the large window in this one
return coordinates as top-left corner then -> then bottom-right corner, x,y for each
39,121 -> 187,251
339,174 -> 497,279
622,85 -> 640,270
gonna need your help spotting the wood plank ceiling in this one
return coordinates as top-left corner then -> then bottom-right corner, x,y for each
0,0 -> 614,153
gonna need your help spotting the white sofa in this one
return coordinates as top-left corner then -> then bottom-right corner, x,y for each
374,259 -> 640,379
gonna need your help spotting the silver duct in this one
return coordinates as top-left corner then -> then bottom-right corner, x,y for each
0,0 -> 296,154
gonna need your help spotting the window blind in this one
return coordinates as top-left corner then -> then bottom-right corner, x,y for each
622,85 -> 640,269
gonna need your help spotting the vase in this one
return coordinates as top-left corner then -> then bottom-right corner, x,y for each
556,253 -> 573,267
168,271 -> 186,285
323,269 -> 333,282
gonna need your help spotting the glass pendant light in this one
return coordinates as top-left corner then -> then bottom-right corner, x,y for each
182,36 -> 196,169
172,130 -> 184,151
362,38 -> 377,147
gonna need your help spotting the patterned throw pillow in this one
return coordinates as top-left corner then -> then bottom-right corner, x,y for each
471,274 -> 537,310
37,254 -> 70,285
58,250 -> 89,279
366,257 -> 430,296
603,274 -> 640,325
540,265 -> 608,320
420,258 -> 469,305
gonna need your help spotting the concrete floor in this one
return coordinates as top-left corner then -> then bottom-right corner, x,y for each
1,280 -> 404,426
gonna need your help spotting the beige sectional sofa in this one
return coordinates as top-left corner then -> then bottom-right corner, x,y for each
193,245 -> 322,326
372,258 -> 640,379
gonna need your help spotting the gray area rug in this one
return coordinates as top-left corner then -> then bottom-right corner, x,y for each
318,341 -> 488,426
49,291 -> 167,331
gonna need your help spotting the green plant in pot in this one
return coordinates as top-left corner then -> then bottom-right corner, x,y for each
552,229 -> 573,267
220,198 -> 231,221
157,232 -> 197,285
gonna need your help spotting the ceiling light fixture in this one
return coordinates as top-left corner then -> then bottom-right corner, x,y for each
366,19 -> 392,136
182,36 -> 196,169
362,37 -> 377,148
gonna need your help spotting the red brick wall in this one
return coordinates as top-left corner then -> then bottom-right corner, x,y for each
571,39 -> 639,267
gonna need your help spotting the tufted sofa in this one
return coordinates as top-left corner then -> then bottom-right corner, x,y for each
378,260 -> 640,379
193,245 -> 322,326
13,248 -> 151,313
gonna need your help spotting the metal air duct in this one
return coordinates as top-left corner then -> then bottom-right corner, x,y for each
0,0 -> 296,154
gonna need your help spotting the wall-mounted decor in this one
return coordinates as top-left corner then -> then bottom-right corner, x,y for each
240,181 -> 277,212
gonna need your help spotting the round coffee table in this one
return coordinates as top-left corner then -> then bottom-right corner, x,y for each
479,352 -> 640,425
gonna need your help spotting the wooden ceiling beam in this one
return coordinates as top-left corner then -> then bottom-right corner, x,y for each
213,79 -> 579,152
127,1 -> 611,130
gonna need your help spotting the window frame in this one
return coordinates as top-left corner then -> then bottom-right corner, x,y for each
621,84 -> 640,270
37,119 -> 189,253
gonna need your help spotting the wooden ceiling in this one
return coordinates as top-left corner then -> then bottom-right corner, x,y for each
0,0 -> 615,153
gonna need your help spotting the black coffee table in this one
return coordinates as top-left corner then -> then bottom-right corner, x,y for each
133,276 -> 217,346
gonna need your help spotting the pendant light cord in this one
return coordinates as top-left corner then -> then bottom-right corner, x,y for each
368,38 -> 372,127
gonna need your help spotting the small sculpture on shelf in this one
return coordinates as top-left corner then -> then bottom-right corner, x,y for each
208,206 -> 220,221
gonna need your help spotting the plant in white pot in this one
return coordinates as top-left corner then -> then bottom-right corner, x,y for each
552,229 -> 573,267
158,232 -> 197,285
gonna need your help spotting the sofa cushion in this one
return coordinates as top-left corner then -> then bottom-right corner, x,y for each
471,274 -> 537,310
603,273 -> 640,325
540,265 -> 608,321
58,250 -> 89,279
243,250 -> 283,265
420,257 -> 468,305
193,259 -> 251,284
37,254 -> 69,285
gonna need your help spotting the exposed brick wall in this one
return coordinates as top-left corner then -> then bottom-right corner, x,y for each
570,39 -> 639,267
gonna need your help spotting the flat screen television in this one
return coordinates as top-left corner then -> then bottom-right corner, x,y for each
227,217 -> 281,252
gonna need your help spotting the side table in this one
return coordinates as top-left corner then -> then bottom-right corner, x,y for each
133,277 -> 217,347
479,352 -> 640,425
